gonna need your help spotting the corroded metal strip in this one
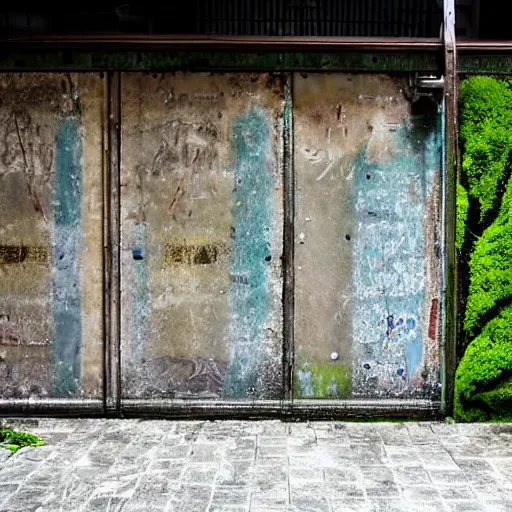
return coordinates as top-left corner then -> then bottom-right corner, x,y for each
441,0 -> 458,416
0,399 -> 104,416
102,71 -> 109,414
0,51 -> 440,73
0,35 -> 443,51
458,54 -> 512,74
105,72 -> 121,415
0,397 -> 440,419
119,398 -> 441,420
283,73 -> 294,400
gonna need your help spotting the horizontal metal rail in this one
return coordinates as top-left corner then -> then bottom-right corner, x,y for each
0,398 -> 442,420
457,39 -> 512,52
0,34 -> 442,51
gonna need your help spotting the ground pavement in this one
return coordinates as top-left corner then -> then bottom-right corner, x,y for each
1,419 -> 512,511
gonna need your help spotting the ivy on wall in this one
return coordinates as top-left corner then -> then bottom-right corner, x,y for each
455,76 -> 512,421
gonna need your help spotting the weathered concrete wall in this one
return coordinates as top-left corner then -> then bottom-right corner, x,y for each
0,73 -> 104,398
294,73 -> 441,400
0,70 -> 442,407
120,73 -> 284,399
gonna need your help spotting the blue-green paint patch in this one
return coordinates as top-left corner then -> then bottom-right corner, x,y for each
223,107 -> 273,398
352,118 -> 441,396
131,222 -> 148,363
51,116 -> 82,397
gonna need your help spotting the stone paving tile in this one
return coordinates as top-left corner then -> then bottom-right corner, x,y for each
2,420 -> 512,511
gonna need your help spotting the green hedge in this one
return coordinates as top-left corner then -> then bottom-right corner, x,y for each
455,76 -> 512,421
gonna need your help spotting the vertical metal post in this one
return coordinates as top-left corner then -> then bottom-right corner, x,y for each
104,71 -> 122,416
283,73 -> 295,401
442,0 -> 458,417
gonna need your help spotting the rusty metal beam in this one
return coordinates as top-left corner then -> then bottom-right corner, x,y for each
0,51 -> 441,73
442,0 -> 458,418
458,40 -> 512,51
0,34 -> 443,52
457,39 -> 512,73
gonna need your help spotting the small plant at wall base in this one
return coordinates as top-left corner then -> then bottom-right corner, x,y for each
455,75 -> 512,421
0,426 -> 44,453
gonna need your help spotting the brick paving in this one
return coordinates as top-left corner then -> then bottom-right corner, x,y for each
1,419 -> 512,511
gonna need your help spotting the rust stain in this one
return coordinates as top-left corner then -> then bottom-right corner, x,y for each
13,114 -> 47,222
162,243 -> 226,266
428,298 -> 439,340
0,245 -> 48,265
168,185 -> 185,216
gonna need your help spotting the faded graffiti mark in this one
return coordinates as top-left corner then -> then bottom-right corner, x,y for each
131,222 -> 148,363
162,243 -> 226,266
379,311 -> 422,376
223,107 -> 273,398
0,314 -> 48,346
188,359 -> 224,386
302,123 -> 347,182
51,115 -> 82,397
122,357 -> 227,398
0,315 -> 22,345
157,84 -> 223,105
150,120 -> 219,177
0,245 -> 48,265
352,120 -> 440,395
0,356 -> 49,398
148,119 -> 220,220
0,111 -> 54,221
13,115 -> 47,222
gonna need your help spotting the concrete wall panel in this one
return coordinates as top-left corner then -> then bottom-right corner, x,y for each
294,73 -> 441,400
120,72 -> 284,399
0,73 -> 105,399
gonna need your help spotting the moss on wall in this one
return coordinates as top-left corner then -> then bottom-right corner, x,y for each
455,76 -> 512,421
294,362 -> 351,399
456,182 -> 469,250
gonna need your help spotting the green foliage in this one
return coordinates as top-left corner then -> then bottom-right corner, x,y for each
0,427 -> 44,453
456,182 -> 469,250
464,208 -> 512,335
456,76 -> 512,421
459,76 -> 512,221
455,305 -> 512,421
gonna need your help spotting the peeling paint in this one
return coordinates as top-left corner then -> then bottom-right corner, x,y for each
352,117 -> 441,397
223,107 -> 273,398
131,222 -> 148,364
51,115 -> 83,397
